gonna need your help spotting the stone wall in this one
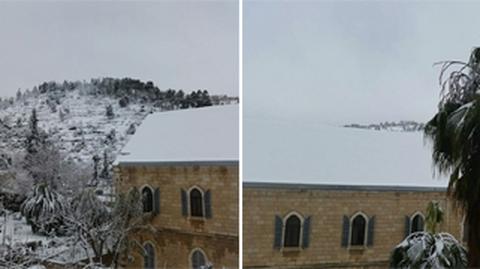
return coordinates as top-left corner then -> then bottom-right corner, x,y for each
243,184 -> 463,268
115,163 -> 239,268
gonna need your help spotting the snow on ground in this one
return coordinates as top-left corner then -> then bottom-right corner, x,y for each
243,117 -> 448,188
0,211 -> 90,265
117,104 -> 239,164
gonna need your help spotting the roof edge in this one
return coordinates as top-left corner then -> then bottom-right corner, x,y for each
243,182 -> 447,192
116,160 -> 239,167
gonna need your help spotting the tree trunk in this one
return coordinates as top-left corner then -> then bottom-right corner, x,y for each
467,201 -> 480,267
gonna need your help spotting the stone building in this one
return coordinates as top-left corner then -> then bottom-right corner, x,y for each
243,119 -> 464,268
114,105 -> 239,269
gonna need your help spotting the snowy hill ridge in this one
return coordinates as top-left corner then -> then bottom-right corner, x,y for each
343,121 -> 425,132
0,78 -> 238,165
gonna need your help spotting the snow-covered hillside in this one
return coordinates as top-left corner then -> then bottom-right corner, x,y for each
344,121 -> 425,132
0,78 -> 237,165
0,91 -> 146,164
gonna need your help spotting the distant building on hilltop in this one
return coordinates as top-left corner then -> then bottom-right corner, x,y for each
114,105 -> 239,269
243,119 -> 463,269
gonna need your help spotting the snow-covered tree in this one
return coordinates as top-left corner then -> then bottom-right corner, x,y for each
106,104 -> 114,119
126,123 -> 136,135
16,89 -> 22,102
91,155 -> 100,186
390,201 -> 466,268
22,141 -> 62,189
106,129 -> 117,145
99,150 -> 111,182
425,47 -> 480,265
109,187 -> 155,268
20,183 -> 68,235
61,188 -> 153,268
64,188 -> 110,264
25,109 -> 43,155
390,232 -> 467,268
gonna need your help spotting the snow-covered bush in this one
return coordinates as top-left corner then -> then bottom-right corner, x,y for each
390,232 -> 467,268
0,244 -> 36,268
105,104 -> 114,119
20,183 -> 68,235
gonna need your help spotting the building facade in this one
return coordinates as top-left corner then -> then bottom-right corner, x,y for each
243,183 -> 463,269
116,163 -> 238,269
114,105 -> 239,269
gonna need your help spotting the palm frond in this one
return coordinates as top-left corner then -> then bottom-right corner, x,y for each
390,232 -> 467,269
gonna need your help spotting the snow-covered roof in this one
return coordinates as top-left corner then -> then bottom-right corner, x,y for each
243,117 -> 448,188
117,105 -> 238,164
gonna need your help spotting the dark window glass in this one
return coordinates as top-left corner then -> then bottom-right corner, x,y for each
284,215 -> 301,247
143,243 -> 155,269
190,189 -> 204,217
142,187 -> 153,213
411,215 -> 424,233
191,250 -> 206,269
351,215 -> 366,246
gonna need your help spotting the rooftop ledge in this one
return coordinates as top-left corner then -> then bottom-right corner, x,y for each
115,160 -> 239,167
242,181 -> 447,192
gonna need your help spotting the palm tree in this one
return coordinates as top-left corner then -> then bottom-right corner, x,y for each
424,47 -> 480,266
425,201 -> 443,234
390,232 -> 467,269
20,183 -> 67,234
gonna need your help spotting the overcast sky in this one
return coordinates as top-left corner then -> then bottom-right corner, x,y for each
0,1 -> 238,98
244,1 -> 480,124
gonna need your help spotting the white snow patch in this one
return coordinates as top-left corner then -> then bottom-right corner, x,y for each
243,117 -> 448,188
117,105 -> 239,164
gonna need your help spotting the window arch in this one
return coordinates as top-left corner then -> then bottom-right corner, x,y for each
283,213 -> 302,247
410,212 -> 425,233
143,242 -> 155,269
189,187 -> 204,217
350,213 -> 368,246
141,185 -> 154,213
190,248 -> 208,269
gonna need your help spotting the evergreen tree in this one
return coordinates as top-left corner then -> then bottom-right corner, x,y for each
92,155 -> 100,185
16,89 -> 22,101
106,129 -> 116,144
201,90 -> 212,107
106,104 -> 114,119
126,123 -> 136,135
119,96 -> 129,107
25,109 -> 41,154
100,150 -> 110,181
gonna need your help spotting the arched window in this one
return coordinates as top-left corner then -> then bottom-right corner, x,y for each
191,249 -> 207,269
143,242 -> 155,269
190,188 -> 204,217
351,214 -> 367,246
411,214 -> 425,233
284,215 -> 301,247
142,186 -> 153,213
